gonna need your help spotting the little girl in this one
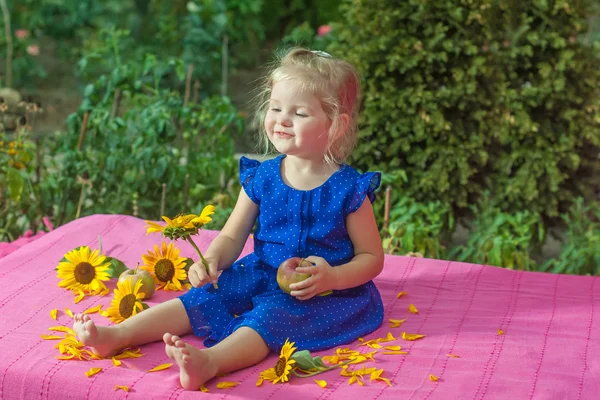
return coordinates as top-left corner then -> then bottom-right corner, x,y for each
73,48 -> 385,390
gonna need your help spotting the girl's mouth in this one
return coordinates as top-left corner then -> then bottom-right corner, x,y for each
275,131 -> 294,138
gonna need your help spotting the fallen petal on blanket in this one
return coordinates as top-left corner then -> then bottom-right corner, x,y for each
84,304 -> 103,314
50,308 -> 58,320
216,381 -> 240,389
147,363 -> 173,372
314,379 -> 327,388
85,367 -> 102,377
429,374 -> 439,382
397,291 -> 408,298
114,385 -> 130,392
409,303 -> 419,314
389,318 -> 406,328
402,332 -> 425,341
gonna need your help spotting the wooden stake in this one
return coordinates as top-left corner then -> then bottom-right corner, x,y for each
77,112 -> 89,150
110,88 -> 121,119
221,35 -> 228,97
184,64 -> 194,107
383,186 -> 392,235
0,0 -> 12,88
160,183 -> 166,218
183,173 -> 189,210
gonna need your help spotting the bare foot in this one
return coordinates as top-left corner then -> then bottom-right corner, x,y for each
164,333 -> 218,390
73,314 -> 125,358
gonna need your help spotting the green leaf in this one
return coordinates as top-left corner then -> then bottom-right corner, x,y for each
291,350 -> 326,371
183,258 -> 194,273
105,257 -> 129,278
7,168 -> 24,202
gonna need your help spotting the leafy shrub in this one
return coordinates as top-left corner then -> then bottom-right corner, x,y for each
382,196 -> 454,259
450,193 -> 545,270
542,198 -> 600,275
328,0 -> 600,220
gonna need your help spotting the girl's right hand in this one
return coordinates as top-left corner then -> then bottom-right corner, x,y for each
188,258 -> 219,288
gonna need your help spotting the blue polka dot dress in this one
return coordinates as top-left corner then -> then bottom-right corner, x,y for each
179,154 -> 384,352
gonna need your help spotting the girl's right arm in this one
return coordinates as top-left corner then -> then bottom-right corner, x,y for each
188,189 -> 258,287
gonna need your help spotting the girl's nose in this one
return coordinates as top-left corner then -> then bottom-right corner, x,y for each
277,114 -> 292,127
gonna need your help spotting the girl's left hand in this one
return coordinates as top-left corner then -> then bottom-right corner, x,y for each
289,256 -> 335,301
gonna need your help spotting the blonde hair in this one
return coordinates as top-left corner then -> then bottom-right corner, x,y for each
253,47 -> 362,165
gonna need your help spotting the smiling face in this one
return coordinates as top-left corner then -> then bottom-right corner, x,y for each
264,79 -> 331,159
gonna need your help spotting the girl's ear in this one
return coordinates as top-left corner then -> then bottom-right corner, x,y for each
338,113 -> 350,132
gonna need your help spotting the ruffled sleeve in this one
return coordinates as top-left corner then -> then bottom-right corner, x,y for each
239,156 -> 261,204
345,172 -> 382,214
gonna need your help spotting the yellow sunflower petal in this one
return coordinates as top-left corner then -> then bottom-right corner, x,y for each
148,363 -> 173,372
447,354 -> 460,358
389,318 -> 406,328
498,329 -> 504,335
256,376 -> 264,387
114,348 -> 144,359
84,304 -> 103,314
112,357 -> 122,366
384,345 -> 402,351
48,326 -> 75,335
402,332 -> 425,341
429,374 -> 439,382
200,385 -> 209,392
50,309 -> 58,320
41,334 -> 64,340
64,308 -> 74,318
216,381 -> 240,389
382,351 -> 408,355
114,385 -> 130,392
314,379 -> 327,388
397,291 -> 408,298
408,304 -> 419,314
55,355 -> 76,360
85,367 -> 102,377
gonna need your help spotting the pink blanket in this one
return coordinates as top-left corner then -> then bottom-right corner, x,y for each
0,214 -> 598,399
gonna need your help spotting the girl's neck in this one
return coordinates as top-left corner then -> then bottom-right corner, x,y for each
282,154 -> 338,176
280,155 -> 341,191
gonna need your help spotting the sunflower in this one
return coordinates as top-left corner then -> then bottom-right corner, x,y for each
145,205 -> 215,240
140,242 -> 188,291
259,339 -> 297,384
103,278 -> 146,323
56,246 -> 111,294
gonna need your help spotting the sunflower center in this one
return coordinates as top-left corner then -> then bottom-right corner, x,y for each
119,294 -> 137,318
155,259 -> 175,282
74,262 -> 95,284
275,357 -> 287,377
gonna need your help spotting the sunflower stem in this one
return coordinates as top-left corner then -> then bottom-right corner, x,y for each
185,235 -> 218,289
291,359 -> 353,378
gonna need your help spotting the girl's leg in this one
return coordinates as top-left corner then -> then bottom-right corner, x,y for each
73,298 -> 191,358
164,326 -> 270,390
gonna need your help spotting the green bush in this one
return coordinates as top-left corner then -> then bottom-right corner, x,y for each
328,0 -> 600,220
382,195 -> 455,259
542,197 -> 600,275
450,193 -> 545,270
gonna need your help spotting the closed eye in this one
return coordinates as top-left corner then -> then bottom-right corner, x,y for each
270,108 -> 281,112
296,113 -> 308,117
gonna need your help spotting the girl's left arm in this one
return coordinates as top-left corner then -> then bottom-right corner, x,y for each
289,198 -> 384,300
331,197 -> 384,290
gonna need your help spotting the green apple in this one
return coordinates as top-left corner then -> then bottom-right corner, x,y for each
118,268 -> 156,300
276,257 -> 313,294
